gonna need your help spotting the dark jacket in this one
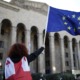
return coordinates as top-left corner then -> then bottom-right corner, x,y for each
3,47 -> 44,80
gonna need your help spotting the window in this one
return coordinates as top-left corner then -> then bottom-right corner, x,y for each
0,41 -> 4,48
0,53 -> 3,60
1,29 -> 5,35
64,42 -> 68,48
73,54 -> 75,61
65,61 -> 69,66
74,62 -> 76,67
65,52 -> 68,58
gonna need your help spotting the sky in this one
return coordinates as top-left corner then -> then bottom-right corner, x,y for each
30,0 -> 80,12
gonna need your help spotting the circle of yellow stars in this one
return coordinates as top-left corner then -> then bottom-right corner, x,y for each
62,15 -> 80,32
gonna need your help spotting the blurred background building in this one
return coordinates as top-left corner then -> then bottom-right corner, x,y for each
0,0 -> 80,75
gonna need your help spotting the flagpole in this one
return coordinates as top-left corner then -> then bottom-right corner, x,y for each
44,6 -> 50,44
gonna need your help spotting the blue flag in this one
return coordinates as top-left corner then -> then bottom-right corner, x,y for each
47,6 -> 80,35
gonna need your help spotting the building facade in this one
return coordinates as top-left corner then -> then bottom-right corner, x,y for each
0,0 -> 80,75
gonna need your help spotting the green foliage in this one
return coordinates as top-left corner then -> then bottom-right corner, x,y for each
32,73 -> 45,80
59,72 -> 75,80
32,72 -> 75,80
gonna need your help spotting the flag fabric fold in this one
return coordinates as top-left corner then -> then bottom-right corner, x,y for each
47,6 -> 80,35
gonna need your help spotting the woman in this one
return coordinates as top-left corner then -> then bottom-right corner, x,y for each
4,43 -> 44,80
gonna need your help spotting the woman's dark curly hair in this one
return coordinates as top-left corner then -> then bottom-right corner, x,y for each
7,43 -> 28,60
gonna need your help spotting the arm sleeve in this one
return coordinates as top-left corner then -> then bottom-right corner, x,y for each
27,47 -> 44,63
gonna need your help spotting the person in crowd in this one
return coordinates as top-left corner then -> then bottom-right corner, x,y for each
3,43 -> 44,80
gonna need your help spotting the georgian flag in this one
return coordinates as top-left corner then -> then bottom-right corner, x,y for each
5,57 -> 32,80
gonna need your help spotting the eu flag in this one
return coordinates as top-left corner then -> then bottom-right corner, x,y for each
47,6 -> 80,35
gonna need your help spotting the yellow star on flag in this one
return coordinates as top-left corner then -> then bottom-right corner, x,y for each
78,27 -> 80,29
68,26 -> 71,30
62,16 -> 66,20
72,14 -> 76,18
78,16 -> 80,21
74,28 -> 76,32
64,22 -> 68,25
79,22 -> 80,24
